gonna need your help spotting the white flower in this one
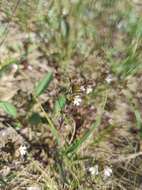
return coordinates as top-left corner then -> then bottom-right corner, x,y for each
80,86 -> 86,92
27,65 -> 33,71
117,21 -> 124,30
86,86 -> 93,94
103,166 -> 112,179
105,74 -> 113,84
12,64 -> 18,70
11,64 -> 18,73
73,95 -> 82,106
19,145 -> 27,158
62,9 -> 69,16
27,186 -> 41,190
88,165 -> 99,176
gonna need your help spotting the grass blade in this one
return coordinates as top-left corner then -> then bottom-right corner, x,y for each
134,110 -> 142,130
0,101 -> 17,118
65,115 -> 101,155
35,72 -> 53,96
54,95 -> 66,114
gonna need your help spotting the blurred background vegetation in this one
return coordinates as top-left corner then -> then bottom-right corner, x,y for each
0,0 -> 141,76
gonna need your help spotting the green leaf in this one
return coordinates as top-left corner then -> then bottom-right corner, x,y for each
60,18 -> 70,40
0,101 -> 17,118
134,109 -> 142,138
29,112 -> 42,125
54,95 -> 66,113
14,122 -> 22,129
35,72 -> 53,96
134,110 -> 142,130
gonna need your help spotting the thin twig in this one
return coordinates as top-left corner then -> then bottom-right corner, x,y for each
111,152 -> 142,164
68,119 -> 76,145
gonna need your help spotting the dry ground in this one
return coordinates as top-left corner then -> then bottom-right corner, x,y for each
0,0 -> 142,189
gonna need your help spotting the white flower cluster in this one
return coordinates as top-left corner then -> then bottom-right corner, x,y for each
19,144 -> 28,158
105,74 -> 116,84
80,86 -> 86,92
73,95 -> 82,106
105,74 -> 113,84
86,86 -> 93,94
88,165 -> 112,179
103,166 -> 113,179
88,165 -> 99,176
80,85 -> 93,94
73,85 -> 93,106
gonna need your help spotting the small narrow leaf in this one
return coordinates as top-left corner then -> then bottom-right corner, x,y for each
0,101 -> 17,118
134,109 -> 142,138
134,110 -> 142,130
60,17 -> 70,40
35,72 -> 53,96
54,95 -> 66,113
